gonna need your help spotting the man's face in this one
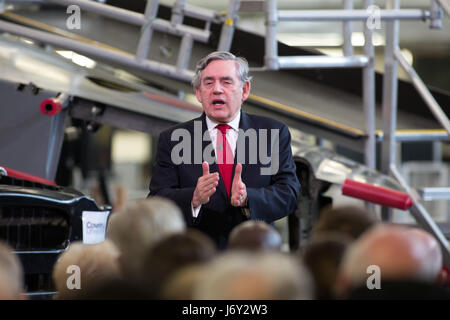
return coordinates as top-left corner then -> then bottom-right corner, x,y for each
195,59 -> 250,123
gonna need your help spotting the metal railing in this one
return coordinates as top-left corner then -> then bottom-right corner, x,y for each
0,0 -> 241,82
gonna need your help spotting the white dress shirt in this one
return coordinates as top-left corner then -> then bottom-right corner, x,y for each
192,112 -> 241,217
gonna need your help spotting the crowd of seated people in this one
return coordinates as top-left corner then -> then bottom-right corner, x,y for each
0,198 -> 449,300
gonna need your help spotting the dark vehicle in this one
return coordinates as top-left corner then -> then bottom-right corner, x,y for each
0,166 -> 106,299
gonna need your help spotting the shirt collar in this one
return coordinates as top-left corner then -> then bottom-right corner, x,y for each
205,111 -> 241,132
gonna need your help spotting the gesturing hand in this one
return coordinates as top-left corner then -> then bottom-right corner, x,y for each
192,162 -> 219,208
231,163 -> 248,207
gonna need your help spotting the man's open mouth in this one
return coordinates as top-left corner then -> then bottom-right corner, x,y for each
212,99 -> 225,106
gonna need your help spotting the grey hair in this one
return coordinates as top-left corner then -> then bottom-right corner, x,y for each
193,251 -> 314,300
106,197 -> 186,277
191,51 -> 252,88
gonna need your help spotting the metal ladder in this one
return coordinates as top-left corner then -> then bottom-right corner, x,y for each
0,0 -> 242,82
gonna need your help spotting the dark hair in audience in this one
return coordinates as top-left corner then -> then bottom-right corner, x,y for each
228,220 -> 282,251
313,205 -> 377,240
142,228 -> 217,298
301,233 -> 352,299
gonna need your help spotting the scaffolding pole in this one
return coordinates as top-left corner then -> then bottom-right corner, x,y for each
381,0 -> 400,221
376,130 -> 450,142
171,0 -> 186,26
177,34 -> 193,71
395,49 -> 450,134
277,55 -> 368,69
437,0 -> 450,16
363,0 -> 376,171
218,0 -> 241,51
136,0 -> 159,61
391,165 -> 450,267
265,0 -> 279,70
342,0 -> 354,57
277,9 -> 431,21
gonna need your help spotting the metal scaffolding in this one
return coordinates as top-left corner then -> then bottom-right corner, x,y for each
0,0 -> 449,264
260,0 -> 450,265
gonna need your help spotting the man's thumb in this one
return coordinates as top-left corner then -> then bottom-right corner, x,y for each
202,161 -> 210,176
234,163 -> 242,181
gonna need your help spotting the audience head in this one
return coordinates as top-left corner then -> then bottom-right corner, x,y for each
71,279 -> 151,300
228,221 -> 282,251
106,197 -> 185,278
301,232 -> 352,299
313,205 -> 377,240
142,228 -> 217,297
161,264 -> 207,300
52,240 -> 121,299
335,224 -> 445,298
406,227 -> 444,283
0,241 -> 25,299
194,251 -> 313,300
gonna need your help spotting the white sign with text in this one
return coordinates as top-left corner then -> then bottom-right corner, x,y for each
82,211 -> 109,244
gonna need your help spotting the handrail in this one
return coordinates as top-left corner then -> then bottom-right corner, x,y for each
277,9 -> 431,21
390,164 -> 450,267
376,129 -> 450,142
0,11 -> 127,53
395,48 -> 450,134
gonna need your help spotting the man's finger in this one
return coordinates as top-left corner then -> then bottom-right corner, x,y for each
199,180 -> 219,192
199,187 -> 217,203
205,186 -> 216,196
202,161 -> 210,176
199,174 -> 219,186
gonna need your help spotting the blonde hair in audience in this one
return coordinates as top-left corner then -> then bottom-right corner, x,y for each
52,240 -> 121,299
0,241 -> 25,299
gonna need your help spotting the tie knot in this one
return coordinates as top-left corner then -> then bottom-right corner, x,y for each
216,124 -> 231,135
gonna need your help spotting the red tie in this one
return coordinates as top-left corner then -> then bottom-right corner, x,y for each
216,124 -> 234,197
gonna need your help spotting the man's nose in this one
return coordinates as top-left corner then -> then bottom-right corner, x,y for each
213,81 -> 223,93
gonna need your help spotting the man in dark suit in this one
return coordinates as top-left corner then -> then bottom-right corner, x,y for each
149,51 -> 300,249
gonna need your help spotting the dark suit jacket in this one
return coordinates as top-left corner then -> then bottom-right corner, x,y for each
148,111 -> 300,249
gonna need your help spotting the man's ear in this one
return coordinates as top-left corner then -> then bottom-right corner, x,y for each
195,87 -> 203,104
241,81 -> 251,101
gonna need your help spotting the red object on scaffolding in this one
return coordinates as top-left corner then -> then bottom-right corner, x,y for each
342,178 -> 413,210
39,98 -> 63,116
0,166 -> 56,186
